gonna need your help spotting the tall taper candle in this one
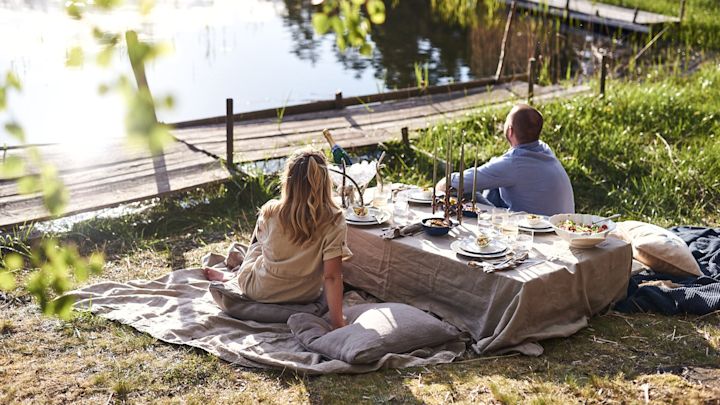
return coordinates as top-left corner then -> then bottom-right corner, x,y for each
432,135 -> 438,215
458,134 -> 465,224
472,144 -> 478,210
445,130 -> 451,222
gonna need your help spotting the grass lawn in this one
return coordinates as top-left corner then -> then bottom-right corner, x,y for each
2,49 -> 720,405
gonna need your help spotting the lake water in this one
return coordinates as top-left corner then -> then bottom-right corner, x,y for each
0,0 -> 614,146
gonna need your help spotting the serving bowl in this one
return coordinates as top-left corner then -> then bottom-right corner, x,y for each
548,213 -> 617,248
421,217 -> 451,236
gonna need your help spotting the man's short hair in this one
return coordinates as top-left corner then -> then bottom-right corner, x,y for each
509,104 -> 543,144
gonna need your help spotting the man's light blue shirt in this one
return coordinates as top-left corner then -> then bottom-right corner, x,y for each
450,140 -> 575,216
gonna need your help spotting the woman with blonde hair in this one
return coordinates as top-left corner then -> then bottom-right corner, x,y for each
203,149 -> 352,329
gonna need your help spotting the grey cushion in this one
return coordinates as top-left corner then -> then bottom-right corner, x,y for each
209,282 -> 327,323
288,303 -> 460,364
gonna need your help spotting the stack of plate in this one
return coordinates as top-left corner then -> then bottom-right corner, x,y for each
517,216 -> 554,233
404,189 -> 435,204
345,207 -> 391,226
451,238 -> 509,259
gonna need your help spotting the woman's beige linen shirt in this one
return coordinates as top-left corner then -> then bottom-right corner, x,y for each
235,208 -> 353,304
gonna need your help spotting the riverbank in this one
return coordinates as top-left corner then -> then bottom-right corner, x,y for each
1,63 -> 719,403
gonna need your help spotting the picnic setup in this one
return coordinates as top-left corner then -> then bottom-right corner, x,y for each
66,122 -> 719,376
2,0 -> 719,402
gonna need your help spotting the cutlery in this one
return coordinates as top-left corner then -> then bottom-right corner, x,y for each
591,213 -> 621,226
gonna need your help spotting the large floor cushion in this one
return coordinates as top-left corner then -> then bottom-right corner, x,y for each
288,303 -> 461,364
209,281 -> 327,323
616,221 -> 702,278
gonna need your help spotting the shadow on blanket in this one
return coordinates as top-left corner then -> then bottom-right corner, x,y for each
615,227 -> 720,315
68,246 -> 467,374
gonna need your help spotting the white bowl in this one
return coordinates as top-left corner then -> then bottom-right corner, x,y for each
548,213 -> 617,248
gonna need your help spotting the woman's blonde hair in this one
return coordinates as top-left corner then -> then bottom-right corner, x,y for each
263,149 -> 342,245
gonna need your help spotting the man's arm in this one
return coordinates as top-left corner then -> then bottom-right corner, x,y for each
447,157 -> 515,192
323,256 -> 346,329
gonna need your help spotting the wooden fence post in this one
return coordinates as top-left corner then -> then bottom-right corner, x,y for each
527,57 -> 536,103
679,0 -> 687,25
599,54 -> 608,96
226,98 -> 234,169
401,127 -> 410,147
335,91 -> 343,109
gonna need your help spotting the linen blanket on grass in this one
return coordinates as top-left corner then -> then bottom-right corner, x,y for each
615,227 -> 720,315
69,268 -> 466,375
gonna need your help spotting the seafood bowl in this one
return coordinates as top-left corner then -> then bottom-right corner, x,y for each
548,213 -> 617,248
421,217 -> 452,236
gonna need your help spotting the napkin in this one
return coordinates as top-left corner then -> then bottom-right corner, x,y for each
380,222 -> 424,239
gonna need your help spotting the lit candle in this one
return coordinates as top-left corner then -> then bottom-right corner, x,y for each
472,144 -> 478,210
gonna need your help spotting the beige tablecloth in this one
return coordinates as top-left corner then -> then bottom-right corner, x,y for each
344,204 -> 632,355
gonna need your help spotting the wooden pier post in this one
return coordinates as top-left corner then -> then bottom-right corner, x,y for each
335,91 -> 343,109
679,0 -> 687,25
226,98 -> 234,169
495,0 -> 517,80
527,57 -> 536,103
599,54 -> 608,96
401,127 -> 410,147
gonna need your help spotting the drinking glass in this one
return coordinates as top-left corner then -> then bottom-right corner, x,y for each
393,197 -> 409,225
490,207 -> 508,236
514,228 -> 534,254
373,187 -> 391,208
501,214 -> 519,244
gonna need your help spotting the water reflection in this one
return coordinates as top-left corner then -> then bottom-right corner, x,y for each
0,0 -> 618,146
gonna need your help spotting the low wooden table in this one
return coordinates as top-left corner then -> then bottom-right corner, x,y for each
343,203 -> 632,355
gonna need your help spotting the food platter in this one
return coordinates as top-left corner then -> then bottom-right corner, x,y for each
450,240 -> 511,259
345,208 -> 391,226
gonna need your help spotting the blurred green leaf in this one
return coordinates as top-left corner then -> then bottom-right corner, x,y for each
65,1 -> 85,19
96,46 -> 114,67
0,87 -> 6,110
312,13 -> 331,35
47,295 -> 74,319
98,83 -> 110,95
41,165 -> 68,216
95,0 -> 122,10
367,0 -> 386,24
6,72 -> 21,91
88,252 -> 105,275
162,95 -> 175,109
5,122 -> 25,143
4,254 -> 24,271
66,47 -> 84,67
140,0 -> 155,15
17,175 -> 41,194
359,43 -> 373,56
0,271 -> 15,291
0,155 -> 25,178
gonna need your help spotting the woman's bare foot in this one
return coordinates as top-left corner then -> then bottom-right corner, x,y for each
203,267 -> 230,282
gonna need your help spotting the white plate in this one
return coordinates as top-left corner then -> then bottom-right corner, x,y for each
519,225 -> 555,233
450,241 -> 511,259
458,238 -> 507,255
518,217 -> 553,230
408,190 -> 433,202
345,208 -> 391,226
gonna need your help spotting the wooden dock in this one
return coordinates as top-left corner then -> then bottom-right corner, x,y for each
509,0 -> 680,33
0,81 -> 589,229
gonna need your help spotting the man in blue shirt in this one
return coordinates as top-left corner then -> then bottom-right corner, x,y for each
436,104 -> 575,216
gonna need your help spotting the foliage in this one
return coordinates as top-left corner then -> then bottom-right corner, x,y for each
311,0 -> 386,55
405,62 -> 720,226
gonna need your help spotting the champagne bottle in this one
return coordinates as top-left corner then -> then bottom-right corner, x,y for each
322,129 -> 352,165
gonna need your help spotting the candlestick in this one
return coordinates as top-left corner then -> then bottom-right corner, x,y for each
458,132 -> 465,224
472,144 -> 478,211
